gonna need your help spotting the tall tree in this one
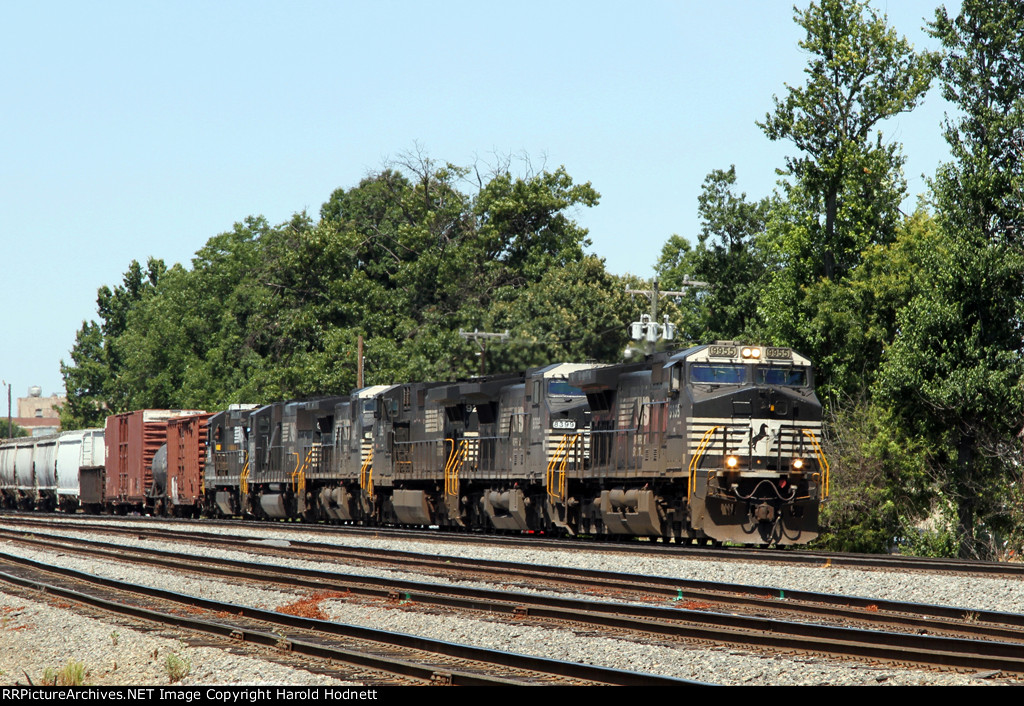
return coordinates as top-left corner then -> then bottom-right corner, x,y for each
759,0 -> 936,281
61,156 -> 608,415
876,0 -> 1024,557
60,258 -> 166,428
59,321 -> 109,429
756,0 -> 936,399
929,0 -> 1024,242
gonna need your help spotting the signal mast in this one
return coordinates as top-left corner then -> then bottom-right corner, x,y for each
625,276 -> 708,355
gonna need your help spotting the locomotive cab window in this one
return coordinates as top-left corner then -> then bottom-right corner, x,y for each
689,363 -> 747,384
665,361 -> 683,394
547,379 -> 585,397
757,367 -> 807,387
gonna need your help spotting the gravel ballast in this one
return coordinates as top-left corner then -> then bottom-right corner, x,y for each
0,519 -> 1021,686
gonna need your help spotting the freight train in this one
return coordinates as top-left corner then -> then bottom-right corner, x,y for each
0,342 -> 829,545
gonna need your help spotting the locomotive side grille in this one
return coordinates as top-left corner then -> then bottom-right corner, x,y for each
544,429 -> 591,463
461,432 -> 480,465
425,408 -> 443,434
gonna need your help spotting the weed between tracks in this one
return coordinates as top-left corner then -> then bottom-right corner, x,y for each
42,661 -> 88,686
164,652 -> 191,683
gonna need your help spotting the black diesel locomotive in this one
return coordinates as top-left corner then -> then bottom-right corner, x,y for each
204,342 -> 828,545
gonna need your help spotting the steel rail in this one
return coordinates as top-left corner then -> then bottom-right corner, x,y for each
0,551 -> 698,686
4,521 -> 1024,639
4,528 -> 1024,677
6,511 -> 1022,579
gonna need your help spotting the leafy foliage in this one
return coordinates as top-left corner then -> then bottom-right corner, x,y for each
756,0 -> 936,401
817,399 -> 930,553
759,0 -> 936,281
869,0 -> 1024,558
0,420 -> 28,439
61,158 -> 621,423
656,167 -> 769,342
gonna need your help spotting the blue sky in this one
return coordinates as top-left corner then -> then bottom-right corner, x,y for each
0,1 -> 956,400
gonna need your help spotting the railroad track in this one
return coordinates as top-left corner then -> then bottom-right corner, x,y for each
6,511 -> 1022,579
2,524 -> 1024,678
0,550 -> 695,686
3,519 -> 1020,638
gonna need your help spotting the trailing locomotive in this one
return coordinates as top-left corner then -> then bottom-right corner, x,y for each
201,343 -> 826,544
0,342 -> 828,545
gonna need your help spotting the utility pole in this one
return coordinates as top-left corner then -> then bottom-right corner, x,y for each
625,277 -> 709,354
356,335 -> 364,388
2,381 -> 9,439
459,329 -> 510,375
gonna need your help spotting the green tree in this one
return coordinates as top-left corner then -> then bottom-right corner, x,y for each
875,237 -> 1024,558
757,0 -> 936,398
61,155 -> 609,415
474,166 -> 599,286
0,420 -> 29,438
818,399 -> 930,553
814,210 -> 947,552
875,0 -> 1024,558
59,321 -> 109,429
759,0 -> 936,281
485,256 -> 647,373
929,1 -> 1024,242
60,258 -> 166,428
656,167 -> 769,341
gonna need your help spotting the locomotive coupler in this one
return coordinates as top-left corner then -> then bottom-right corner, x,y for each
752,502 -> 776,522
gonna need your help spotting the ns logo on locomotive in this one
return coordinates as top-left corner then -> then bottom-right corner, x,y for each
0,342 -> 827,546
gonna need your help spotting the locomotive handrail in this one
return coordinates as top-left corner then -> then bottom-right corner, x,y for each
290,452 -> 301,492
688,426 -> 719,500
801,429 -> 830,498
239,458 -> 250,496
291,448 -> 315,496
359,450 -> 374,500
564,434 -> 581,479
442,438 -> 453,479
443,438 -> 468,497
546,434 -> 580,501
546,436 -> 569,500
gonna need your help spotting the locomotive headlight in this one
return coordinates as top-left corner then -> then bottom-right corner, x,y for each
741,347 -> 762,359
725,455 -> 739,469
792,458 -> 805,470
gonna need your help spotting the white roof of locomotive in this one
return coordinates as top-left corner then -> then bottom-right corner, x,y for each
534,362 -> 609,379
353,384 -> 397,399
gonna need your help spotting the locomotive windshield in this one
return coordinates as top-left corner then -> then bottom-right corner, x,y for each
690,363 -> 747,384
547,379 -> 585,397
757,366 -> 807,387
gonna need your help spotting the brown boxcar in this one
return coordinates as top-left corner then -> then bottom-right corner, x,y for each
104,409 -> 203,510
165,412 -> 212,513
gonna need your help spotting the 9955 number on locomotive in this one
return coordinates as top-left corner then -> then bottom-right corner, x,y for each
569,341 -> 828,545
